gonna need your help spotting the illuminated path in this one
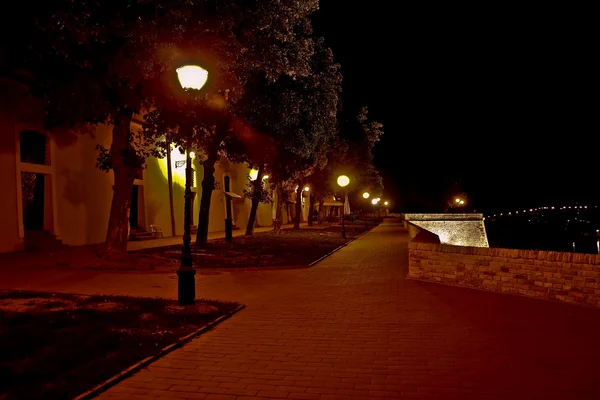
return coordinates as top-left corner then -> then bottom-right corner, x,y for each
2,221 -> 600,399
90,219 -> 600,400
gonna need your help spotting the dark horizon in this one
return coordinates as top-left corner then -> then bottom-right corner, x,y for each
313,3 -> 597,213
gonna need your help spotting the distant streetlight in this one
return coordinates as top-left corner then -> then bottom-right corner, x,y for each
304,186 -> 310,192
455,198 -> 461,204
384,201 -> 389,206
460,200 -> 465,205
249,168 -> 268,181
363,192 -> 370,199
371,199 -> 378,205
337,175 -> 350,238
176,64 -> 208,306
337,175 -> 350,188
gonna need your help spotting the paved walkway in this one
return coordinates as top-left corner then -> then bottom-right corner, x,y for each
3,220 -> 600,399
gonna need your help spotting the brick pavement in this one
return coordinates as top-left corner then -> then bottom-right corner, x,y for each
93,219 -> 600,400
3,220 -> 600,399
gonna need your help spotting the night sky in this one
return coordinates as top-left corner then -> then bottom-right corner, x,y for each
313,3 -> 597,214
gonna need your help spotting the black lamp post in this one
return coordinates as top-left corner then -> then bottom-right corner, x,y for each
337,175 -> 350,239
175,65 -> 208,305
362,192 -> 370,228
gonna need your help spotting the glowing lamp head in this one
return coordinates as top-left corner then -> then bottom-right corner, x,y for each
376,198 -> 381,202
176,65 -> 208,90
249,169 -> 258,181
363,192 -> 370,199
304,186 -> 310,192
384,201 -> 389,206
262,174 -> 269,180
189,151 -> 196,159
455,198 -> 461,203
337,175 -> 350,188
371,199 -> 378,205
460,200 -> 465,205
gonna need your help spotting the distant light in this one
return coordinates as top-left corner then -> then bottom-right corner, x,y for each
249,169 -> 258,181
263,174 -> 269,180
508,212 -> 512,215
516,211 -> 519,214
585,206 -> 588,209
304,186 -> 310,192
337,175 -> 350,188
363,192 -> 370,199
371,199 -> 378,205
455,198 -> 461,203
177,65 -> 209,90
551,206 -> 555,210
500,213 -> 503,216
460,200 -> 465,205
189,151 -> 195,159
384,201 -> 389,206
529,209 -> 533,212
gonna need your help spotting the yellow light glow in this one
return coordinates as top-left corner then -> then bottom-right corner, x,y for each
371,199 -> 378,205
337,175 -> 350,188
460,200 -> 465,205
384,201 -> 389,206
189,151 -> 195,159
176,65 -> 208,90
263,175 -> 269,180
455,198 -> 461,203
376,198 -> 381,202
249,169 -> 258,181
363,192 -> 370,199
158,146 -> 188,187
304,187 -> 310,192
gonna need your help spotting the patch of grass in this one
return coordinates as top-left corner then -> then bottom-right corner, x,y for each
141,226 -> 373,269
0,290 -> 239,399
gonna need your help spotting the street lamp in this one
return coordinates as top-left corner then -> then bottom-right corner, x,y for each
337,175 -> 350,238
176,64 -> 208,306
363,192 -> 370,199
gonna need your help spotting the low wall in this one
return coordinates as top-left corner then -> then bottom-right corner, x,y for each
408,241 -> 600,308
402,213 -> 488,247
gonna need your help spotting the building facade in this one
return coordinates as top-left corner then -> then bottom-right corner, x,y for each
0,76 -> 294,253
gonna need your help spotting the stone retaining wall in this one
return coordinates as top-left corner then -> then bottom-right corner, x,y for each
408,240 -> 600,308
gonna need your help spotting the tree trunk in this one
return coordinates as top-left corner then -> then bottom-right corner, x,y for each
102,113 -> 136,259
273,183 -> 284,234
196,154 -> 217,246
245,164 -> 264,236
307,194 -> 315,227
318,200 -> 325,223
293,183 -> 302,229
165,140 -> 176,236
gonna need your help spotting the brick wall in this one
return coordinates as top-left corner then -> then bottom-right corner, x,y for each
408,241 -> 600,308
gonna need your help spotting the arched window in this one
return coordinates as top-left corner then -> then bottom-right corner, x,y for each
20,130 -> 48,165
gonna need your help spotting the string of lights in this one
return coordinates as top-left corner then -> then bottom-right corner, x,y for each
485,205 -> 598,220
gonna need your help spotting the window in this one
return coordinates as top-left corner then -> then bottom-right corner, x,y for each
20,130 -> 48,165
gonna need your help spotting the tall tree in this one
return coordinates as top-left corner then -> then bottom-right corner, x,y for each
236,39 -> 342,232
8,0 -> 196,258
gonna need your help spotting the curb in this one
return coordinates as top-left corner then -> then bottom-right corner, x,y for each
308,224 -> 376,267
74,304 -> 246,400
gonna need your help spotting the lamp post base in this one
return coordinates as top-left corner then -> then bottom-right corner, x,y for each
177,267 -> 196,305
225,218 -> 233,242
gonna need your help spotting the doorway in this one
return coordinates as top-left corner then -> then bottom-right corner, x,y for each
21,172 -> 45,231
